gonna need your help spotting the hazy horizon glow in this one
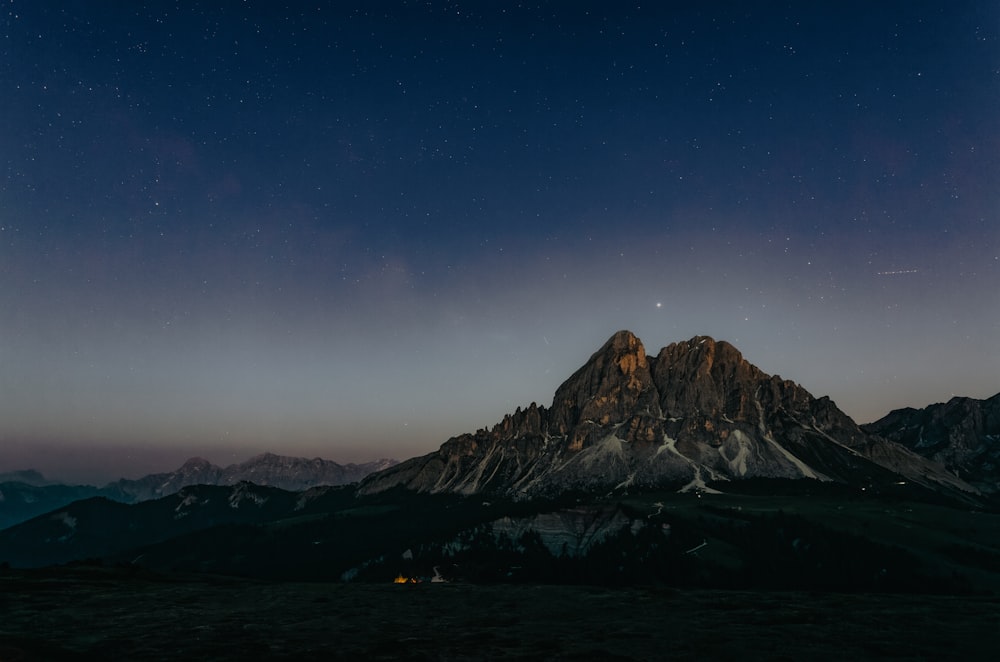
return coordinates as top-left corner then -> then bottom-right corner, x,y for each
2,3 -> 998,484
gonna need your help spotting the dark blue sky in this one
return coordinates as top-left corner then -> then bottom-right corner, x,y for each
2,2 -> 998,483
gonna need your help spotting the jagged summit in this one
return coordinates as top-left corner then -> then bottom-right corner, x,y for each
550,329 -> 657,449
360,331 -> 975,499
863,392 -> 1000,493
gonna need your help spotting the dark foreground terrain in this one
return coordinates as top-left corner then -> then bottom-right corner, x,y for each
1,566 -> 997,661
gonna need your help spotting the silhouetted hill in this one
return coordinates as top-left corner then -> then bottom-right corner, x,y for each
1,454 -> 396,530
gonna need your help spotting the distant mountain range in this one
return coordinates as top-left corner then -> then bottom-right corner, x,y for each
0,454 -> 396,530
0,469 -> 50,486
105,453 -> 398,501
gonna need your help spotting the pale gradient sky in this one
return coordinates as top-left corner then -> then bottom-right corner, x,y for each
2,2 -> 998,484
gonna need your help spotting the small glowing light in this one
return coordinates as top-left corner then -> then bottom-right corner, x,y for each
655,302 -> 662,308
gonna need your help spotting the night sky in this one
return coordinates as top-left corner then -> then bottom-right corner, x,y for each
2,2 -> 998,484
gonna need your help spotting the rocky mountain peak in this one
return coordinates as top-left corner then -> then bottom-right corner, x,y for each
549,330 -> 659,448
360,330 -> 979,500
492,402 -> 546,439
180,457 -> 216,472
650,336 -> 765,422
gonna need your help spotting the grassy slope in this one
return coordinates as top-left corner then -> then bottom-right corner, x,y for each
618,488 -> 1000,593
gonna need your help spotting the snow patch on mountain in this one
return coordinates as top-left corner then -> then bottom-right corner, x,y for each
722,430 -> 753,476
762,433 -> 825,480
679,466 -> 723,494
52,511 -> 77,530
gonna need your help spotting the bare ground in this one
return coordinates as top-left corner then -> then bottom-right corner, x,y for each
1,568 -> 997,660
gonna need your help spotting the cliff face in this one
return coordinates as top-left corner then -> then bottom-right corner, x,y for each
360,331 -> 976,499
864,393 -> 1000,493
548,330 -> 660,449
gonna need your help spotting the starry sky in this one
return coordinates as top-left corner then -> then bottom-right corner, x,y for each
2,2 -> 998,484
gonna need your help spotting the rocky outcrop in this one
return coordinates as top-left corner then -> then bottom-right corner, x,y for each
360,331 -> 976,499
863,393 -> 1000,493
491,504 -> 641,557
549,330 -> 660,449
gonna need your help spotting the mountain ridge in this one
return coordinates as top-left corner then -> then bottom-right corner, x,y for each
863,393 -> 1000,494
106,453 -> 398,501
1,453 -> 397,531
360,331 -> 977,499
